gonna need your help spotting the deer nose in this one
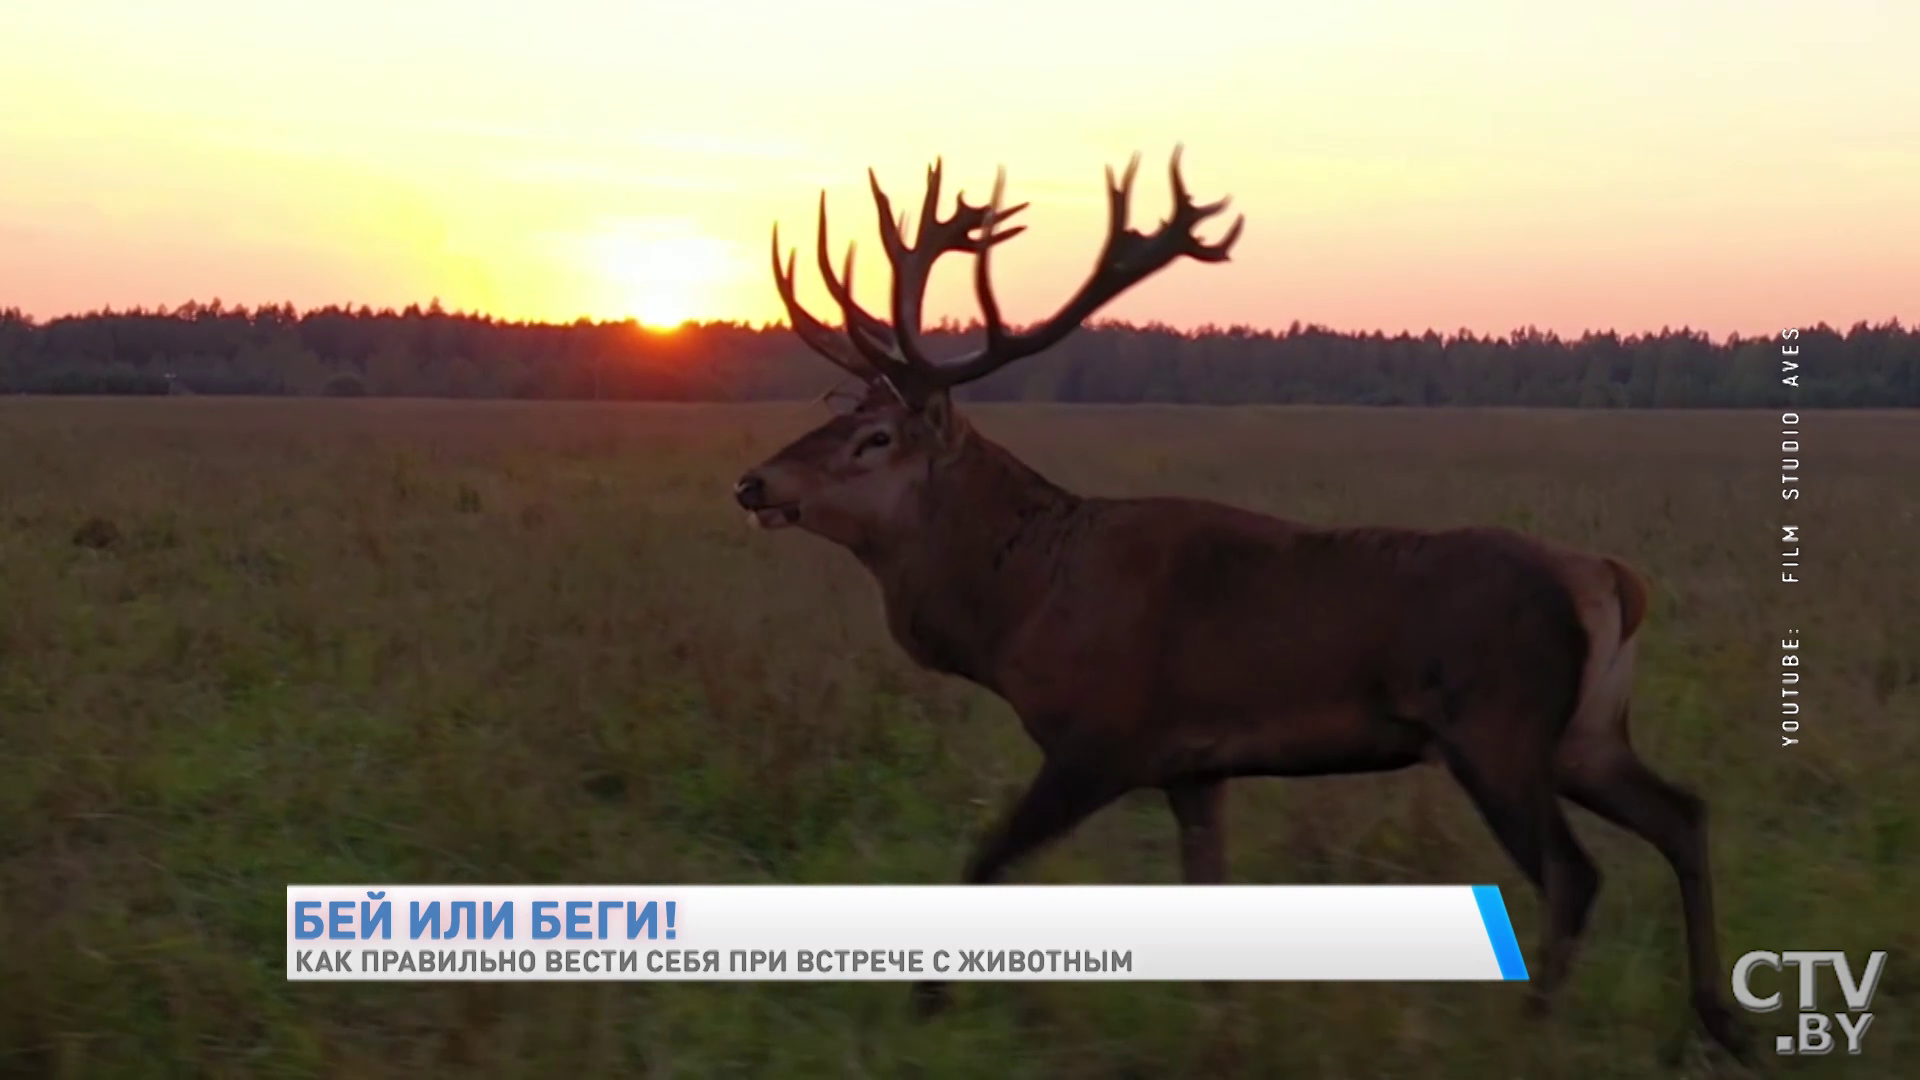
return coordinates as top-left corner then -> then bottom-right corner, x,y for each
733,473 -> 767,510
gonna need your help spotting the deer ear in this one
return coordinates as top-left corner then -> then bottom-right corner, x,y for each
920,390 -> 967,457
921,390 -> 956,439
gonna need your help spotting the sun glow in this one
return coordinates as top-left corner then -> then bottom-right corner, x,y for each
632,290 -> 695,331
590,218 -> 732,329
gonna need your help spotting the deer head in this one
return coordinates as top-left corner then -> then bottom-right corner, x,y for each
733,148 -> 1243,551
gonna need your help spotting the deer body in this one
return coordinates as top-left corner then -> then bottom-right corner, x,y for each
837,421 -> 1605,785
735,150 -> 1751,1061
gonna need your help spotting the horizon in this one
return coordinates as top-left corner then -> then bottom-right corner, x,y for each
6,299 -> 1912,349
5,1 -> 1915,337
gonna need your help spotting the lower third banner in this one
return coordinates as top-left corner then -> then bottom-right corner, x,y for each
287,884 -> 1529,982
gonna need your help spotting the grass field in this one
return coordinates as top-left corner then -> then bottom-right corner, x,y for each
1,397 -> 1914,1079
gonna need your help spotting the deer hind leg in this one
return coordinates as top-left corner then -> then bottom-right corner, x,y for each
1166,779 -> 1228,884
1165,778 -> 1235,1003
1437,719 -> 1601,1014
910,756 -> 1130,1019
1554,716 -> 1754,1062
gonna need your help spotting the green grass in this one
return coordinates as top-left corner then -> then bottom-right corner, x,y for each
2,398 -> 1915,1079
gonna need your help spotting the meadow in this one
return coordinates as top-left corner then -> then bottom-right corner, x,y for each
1,397 -> 1914,1079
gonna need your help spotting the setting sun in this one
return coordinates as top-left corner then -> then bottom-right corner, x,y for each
587,217 -> 733,329
632,290 -> 694,331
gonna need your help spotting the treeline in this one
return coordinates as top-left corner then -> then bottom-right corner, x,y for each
2,301 -> 1913,407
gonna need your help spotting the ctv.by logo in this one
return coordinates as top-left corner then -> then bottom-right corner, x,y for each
1732,950 -> 1888,1056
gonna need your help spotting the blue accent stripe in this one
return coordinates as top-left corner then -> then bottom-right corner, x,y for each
1471,884 -> 1529,980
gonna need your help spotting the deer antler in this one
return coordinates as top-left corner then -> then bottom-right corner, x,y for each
938,145 -> 1242,390
769,147 -> 1241,402
859,158 -> 1029,371
769,223 -> 887,385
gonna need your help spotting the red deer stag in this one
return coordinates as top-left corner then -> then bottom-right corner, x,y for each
731,148 -> 1750,1059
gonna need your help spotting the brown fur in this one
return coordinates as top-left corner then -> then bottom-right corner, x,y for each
1608,556 -> 1651,641
733,152 -> 1751,1060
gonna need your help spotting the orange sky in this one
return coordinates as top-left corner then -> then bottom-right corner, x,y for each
3,0 -> 1915,337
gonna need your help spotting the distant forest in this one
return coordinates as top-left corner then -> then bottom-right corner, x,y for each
2,302 -> 1913,407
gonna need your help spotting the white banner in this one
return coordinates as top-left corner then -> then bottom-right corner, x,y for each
287,884 -> 1529,982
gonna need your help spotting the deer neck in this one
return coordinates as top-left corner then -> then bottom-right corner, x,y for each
857,434 -> 1079,688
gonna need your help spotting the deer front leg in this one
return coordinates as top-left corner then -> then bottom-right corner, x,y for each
911,757 -> 1129,1018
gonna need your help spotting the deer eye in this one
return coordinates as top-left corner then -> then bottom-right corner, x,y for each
857,431 -> 892,454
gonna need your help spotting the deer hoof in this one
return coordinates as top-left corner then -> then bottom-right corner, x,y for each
1698,1000 -> 1756,1064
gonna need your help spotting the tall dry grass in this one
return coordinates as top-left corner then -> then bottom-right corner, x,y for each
1,398 -> 1913,1078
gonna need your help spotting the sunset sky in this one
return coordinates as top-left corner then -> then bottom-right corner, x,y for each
4,0 -> 1914,337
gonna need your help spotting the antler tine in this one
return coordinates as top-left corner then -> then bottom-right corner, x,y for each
769,223 -> 885,382
929,147 -> 1241,392
972,167 -> 1020,355
867,168 -> 907,261
1104,152 -> 1141,234
917,157 -> 944,249
811,191 -> 907,364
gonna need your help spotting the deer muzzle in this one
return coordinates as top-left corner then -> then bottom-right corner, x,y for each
734,473 -> 799,529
